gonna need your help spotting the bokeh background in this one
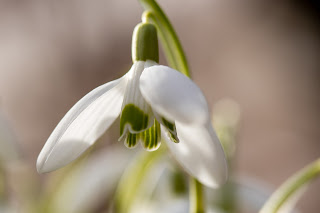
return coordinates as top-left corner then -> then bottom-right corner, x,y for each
0,0 -> 319,212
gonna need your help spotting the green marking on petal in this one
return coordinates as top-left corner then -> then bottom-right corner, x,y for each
141,120 -> 161,151
167,132 -> 179,143
161,117 -> 179,143
125,133 -> 139,148
161,117 -> 175,132
120,104 -> 149,135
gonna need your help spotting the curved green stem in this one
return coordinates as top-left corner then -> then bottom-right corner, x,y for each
139,0 -> 190,77
260,158 -> 320,213
190,178 -> 205,213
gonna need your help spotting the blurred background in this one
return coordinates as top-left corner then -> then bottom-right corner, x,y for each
0,0 -> 319,212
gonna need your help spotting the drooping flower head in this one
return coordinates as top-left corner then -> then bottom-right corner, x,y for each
37,22 -> 227,188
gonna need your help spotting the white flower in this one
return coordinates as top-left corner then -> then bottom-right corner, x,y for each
37,23 -> 228,188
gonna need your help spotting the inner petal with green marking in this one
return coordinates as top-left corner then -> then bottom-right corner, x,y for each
120,102 -> 161,150
123,119 -> 162,151
119,61 -> 154,140
118,60 -> 179,151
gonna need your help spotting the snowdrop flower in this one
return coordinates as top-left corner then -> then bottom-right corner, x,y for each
37,23 -> 227,188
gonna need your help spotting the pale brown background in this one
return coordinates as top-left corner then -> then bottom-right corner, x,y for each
0,0 -> 319,212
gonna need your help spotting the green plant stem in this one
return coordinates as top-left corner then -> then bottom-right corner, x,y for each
260,158 -> 320,213
190,178 -> 205,213
139,0 -> 190,77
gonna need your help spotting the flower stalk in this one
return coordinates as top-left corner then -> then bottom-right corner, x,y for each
139,0 -> 190,77
190,178 -> 205,213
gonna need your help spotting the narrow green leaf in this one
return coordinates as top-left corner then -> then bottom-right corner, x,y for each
260,159 -> 320,213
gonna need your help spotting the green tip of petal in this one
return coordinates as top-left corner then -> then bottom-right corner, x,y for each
161,117 -> 175,132
167,132 -> 179,143
132,23 -> 159,63
161,117 -> 179,143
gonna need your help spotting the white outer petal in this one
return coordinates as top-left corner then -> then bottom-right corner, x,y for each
37,76 -> 127,173
139,65 -> 209,124
163,121 -> 228,188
